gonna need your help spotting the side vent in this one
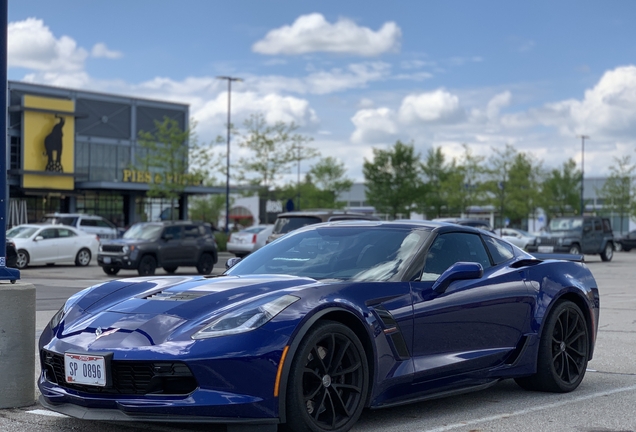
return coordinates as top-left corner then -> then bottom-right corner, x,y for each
373,306 -> 411,360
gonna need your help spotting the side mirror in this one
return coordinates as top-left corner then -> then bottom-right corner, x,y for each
34,235 -> 44,241
432,262 -> 483,293
225,257 -> 242,270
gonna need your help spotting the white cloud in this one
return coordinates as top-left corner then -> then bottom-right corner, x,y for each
486,91 -> 512,120
398,89 -> 465,124
193,91 -> 319,139
252,13 -> 401,57
8,18 -> 88,71
350,107 -> 398,143
91,43 -> 122,59
249,62 -> 391,95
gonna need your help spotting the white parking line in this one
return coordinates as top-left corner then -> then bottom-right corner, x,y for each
422,384 -> 636,432
26,409 -> 68,418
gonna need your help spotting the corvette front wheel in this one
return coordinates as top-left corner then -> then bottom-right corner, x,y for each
515,300 -> 589,392
285,320 -> 368,432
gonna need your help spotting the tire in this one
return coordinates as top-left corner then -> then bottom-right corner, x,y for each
284,321 -> 368,432
103,266 -> 120,276
568,244 -> 581,255
163,266 -> 178,274
515,300 -> 589,393
137,255 -> 157,276
624,247 -> 632,252
75,248 -> 92,266
196,253 -> 214,275
600,243 -> 613,262
16,250 -> 29,269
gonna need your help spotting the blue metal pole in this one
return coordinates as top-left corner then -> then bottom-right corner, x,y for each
0,0 -> 20,282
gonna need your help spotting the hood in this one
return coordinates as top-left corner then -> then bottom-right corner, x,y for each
74,274 -> 319,322
56,274 -> 319,349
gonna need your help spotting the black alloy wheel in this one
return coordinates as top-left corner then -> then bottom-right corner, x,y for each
196,253 -> 214,275
285,321 -> 368,432
103,266 -> 120,276
137,255 -> 157,276
515,300 -> 589,392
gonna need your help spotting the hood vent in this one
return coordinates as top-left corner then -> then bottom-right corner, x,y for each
144,291 -> 209,301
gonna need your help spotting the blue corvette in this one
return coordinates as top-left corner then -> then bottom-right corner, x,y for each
39,220 -> 600,432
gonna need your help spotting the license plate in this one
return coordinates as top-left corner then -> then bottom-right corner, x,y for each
65,353 -> 106,386
538,246 -> 554,253
103,257 -> 111,264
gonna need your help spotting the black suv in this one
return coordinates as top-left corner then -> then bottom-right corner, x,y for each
526,216 -> 615,261
98,221 -> 218,276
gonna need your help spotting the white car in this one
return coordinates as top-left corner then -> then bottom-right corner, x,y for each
497,228 -> 537,250
227,224 -> 274,257
7,224 -> 100,269
41,213 -> 120,239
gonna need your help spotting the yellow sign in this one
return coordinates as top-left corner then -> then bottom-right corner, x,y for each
22,95 -> 75,190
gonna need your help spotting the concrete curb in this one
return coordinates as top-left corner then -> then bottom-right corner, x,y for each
0,282 -> 36,409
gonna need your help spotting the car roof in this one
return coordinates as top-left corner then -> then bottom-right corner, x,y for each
276,210 -> 373,217
44,213 -> 103,219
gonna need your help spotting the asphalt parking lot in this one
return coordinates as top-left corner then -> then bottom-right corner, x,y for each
1,251 -> 635,431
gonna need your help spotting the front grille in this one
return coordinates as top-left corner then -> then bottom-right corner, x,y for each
538,237 -> 559,246
101,244 -> 124,253
41,350 -> 198,395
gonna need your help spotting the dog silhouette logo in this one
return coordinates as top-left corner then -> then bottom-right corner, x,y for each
44,116 -> 65,172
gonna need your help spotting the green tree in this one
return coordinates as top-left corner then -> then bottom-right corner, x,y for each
484,144 -> 518,227
137,117 -> 211,220
234,113 -> 316,198
189,194 -> 227,228
506,152 -> 543,227
539,159 -> 581,218
306,157 -> 353,208
452,144 -> 488,214
363,141 -> 422,219
597,155 -> 636,234
419,147 -> 455,218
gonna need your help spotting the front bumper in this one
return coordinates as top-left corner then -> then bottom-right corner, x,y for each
97,254 -> 139,269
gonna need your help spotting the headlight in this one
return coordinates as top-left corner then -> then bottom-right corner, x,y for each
49,306 -> 65,329
192,294 -> 299,339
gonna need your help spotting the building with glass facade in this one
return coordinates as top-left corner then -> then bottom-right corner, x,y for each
6,81 -> 223,229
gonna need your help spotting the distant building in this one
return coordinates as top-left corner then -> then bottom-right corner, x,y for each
6,81 -> 223,227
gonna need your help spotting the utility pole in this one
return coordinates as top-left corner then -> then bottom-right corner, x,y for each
216,76 -> 242,233
577,135 -> 590,215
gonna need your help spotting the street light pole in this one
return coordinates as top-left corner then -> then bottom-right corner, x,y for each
577,134 -> 590,215
217,76 -> 242,233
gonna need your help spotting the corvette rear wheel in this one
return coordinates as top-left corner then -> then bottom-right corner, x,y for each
515,300 -> 589,393
285,321 -> 368,432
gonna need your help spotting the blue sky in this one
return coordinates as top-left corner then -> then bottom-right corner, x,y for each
9,1 -> 636,183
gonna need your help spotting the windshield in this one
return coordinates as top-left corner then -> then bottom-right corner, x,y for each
548,218 -> 583,232
273,216 -> 322,234
123,223 -> 163,240
7,226 -> 39,239
226,226 -> 429,282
